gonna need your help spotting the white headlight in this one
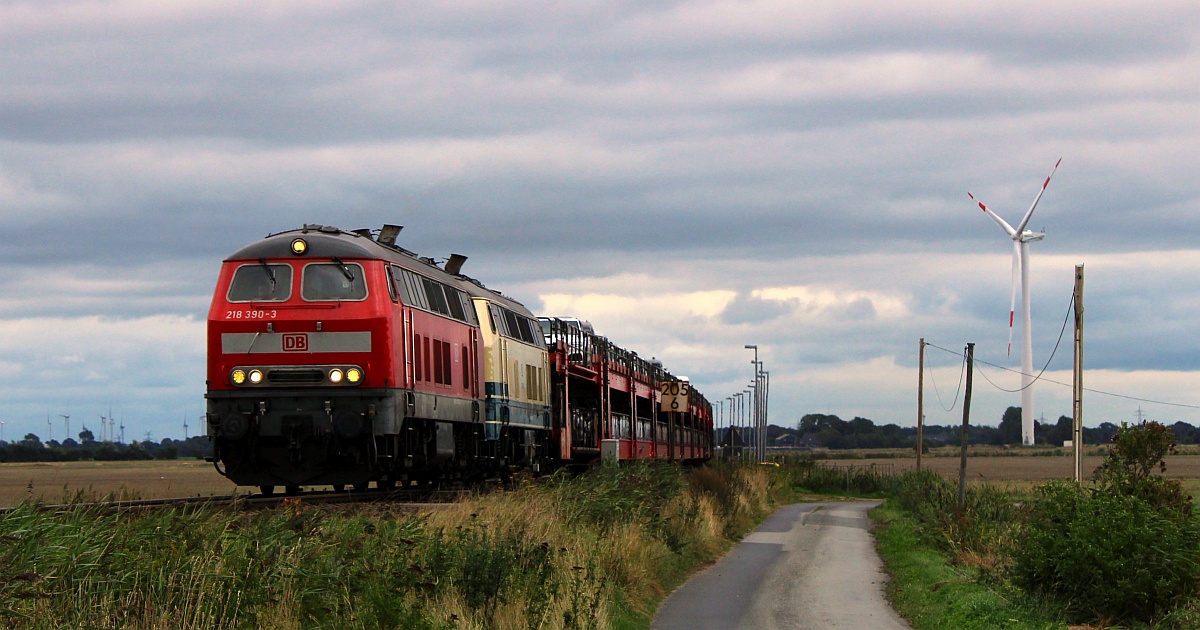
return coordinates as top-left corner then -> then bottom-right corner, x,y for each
329,369 -> 344,384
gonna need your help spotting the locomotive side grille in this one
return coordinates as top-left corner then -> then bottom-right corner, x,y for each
267,368 -> 326,384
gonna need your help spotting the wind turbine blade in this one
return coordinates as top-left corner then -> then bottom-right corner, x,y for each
1008,241 -> 1020,357
1015,158 -> 1061,234
968,192 -> 1017,236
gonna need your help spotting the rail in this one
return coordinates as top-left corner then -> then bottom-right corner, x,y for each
0,487 -> 466,516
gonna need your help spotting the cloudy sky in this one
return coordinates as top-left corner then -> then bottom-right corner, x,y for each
1,0 -> 1198,444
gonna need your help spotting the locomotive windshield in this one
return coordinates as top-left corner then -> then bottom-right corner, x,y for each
227,263 -> 293,302
302,262 -> 367,301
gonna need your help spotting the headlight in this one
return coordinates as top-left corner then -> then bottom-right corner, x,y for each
248,369 -> 264,384
329,368 -> 344,384
290,238 -> 307,255
231,369 -> 247,385
346,367 -> 362,384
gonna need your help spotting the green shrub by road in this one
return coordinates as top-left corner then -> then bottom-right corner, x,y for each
872,421 -> 1200,630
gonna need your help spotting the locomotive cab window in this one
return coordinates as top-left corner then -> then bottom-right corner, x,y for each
227,263 -> 293,302
301,262 -> 367,301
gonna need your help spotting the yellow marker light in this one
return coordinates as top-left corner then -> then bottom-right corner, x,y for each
231,369 -> 247,385
329,368 -> 344,384
290,238 -> 308,255
346,368 -> 362,383
248,369 -> 264,384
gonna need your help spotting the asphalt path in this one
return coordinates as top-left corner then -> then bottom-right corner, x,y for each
651,501 -> 911,630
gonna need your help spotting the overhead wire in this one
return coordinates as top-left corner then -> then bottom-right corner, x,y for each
925,345 -> 966,412
925,286 -> 1200,411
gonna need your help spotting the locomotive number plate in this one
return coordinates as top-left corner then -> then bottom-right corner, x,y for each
224,310 -> 278,320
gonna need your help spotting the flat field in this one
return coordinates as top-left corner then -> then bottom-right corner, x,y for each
7,451 -> 1200,507
0,460 -> 240,507
817,450 -> 1200,495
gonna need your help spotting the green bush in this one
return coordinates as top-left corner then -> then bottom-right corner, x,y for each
1094,420 -> 1193,517
1009,481 -> 1200,623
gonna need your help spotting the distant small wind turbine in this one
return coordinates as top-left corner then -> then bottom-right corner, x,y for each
968,158 -> 1061,446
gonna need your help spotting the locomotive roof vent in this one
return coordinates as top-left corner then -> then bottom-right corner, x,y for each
300,224 -> 341,234
377,224 -> 402,246
445,253 -> 468,275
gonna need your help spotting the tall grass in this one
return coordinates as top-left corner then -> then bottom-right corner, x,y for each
0,461 -> 778,629
781,456 -> 894,495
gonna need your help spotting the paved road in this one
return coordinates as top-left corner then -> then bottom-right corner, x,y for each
652,501 -> 911,630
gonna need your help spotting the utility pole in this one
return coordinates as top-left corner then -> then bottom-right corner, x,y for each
1073,264 -> 1085,484
762,370 -> 770,459
917,338 -> 925,471
958,343 -> 975,517
745,345 -> 760,461
715,399 -> 721,451
742,389 -> 751,460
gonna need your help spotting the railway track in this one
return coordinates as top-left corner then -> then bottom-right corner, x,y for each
0,487 -> 468,516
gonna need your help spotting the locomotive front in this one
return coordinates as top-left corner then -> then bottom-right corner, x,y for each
205,226 -> 397,492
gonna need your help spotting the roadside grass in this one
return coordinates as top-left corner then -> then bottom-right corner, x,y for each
871,425 -> 1200,630
871,502 -> 1067,630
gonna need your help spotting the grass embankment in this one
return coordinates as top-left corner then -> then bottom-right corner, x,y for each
863,423 -> 1200,630
871,490 -> 1066,629
0,461 -> 779,629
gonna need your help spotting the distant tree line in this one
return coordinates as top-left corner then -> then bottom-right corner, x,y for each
0,428 -> 213,463
787,407 -> 1172,449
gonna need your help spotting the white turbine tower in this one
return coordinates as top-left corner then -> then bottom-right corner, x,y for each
968,159 -> 1061,446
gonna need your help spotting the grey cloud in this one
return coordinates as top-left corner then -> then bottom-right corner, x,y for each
0,1 -> 1199,440
720,293 -> 794,325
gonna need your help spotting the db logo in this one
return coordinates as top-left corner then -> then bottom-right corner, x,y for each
282,333 -> 309,352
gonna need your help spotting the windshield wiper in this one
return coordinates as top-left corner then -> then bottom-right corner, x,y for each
258,258 -> 277,288
331,257 -> 356,283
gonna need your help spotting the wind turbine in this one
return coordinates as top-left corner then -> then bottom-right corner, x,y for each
968,158 -> 1061,446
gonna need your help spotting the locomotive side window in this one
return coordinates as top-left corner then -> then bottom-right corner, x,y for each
421,277 -> 450,316
518,316 -> 540,345
301,263 -> 367,301
445,287 -> 467,321
394,266 -> 477,324
503,310 -> 523,343
487,304 -> 543,346
227,263 -> 293,302
384,265 -> 398,303
488,305 -> 505,336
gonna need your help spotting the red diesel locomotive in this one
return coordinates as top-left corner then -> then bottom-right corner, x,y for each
205,224 -> 711,493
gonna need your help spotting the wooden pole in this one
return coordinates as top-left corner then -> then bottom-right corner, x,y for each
917,338 -> 925,471
1073,264 -> 1085,484
958,343 -> 974,516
